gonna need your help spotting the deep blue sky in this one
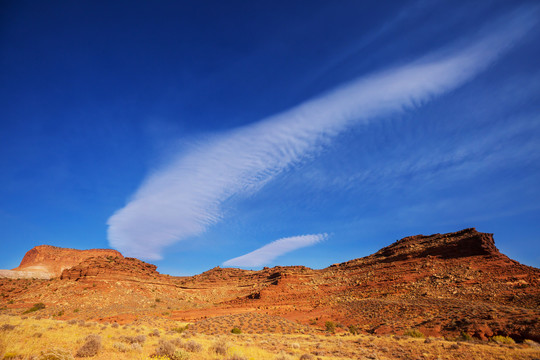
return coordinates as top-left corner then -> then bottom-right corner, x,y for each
1,1 -> 539,275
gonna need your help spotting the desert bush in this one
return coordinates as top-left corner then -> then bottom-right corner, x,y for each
458,331 -> 473,341
275,351 -> 290,360
227,355 -> 247,360
76,334 -> 102,357
490,335 -> 515,344
38,348 -> 75,360
231,327 -> 242,334
135,334 -> 147,343
154,339 -> 176,358
211,339 -> 229,355
1,324 -> 16,331
183,340 -> 202,352
524,339 -> 540,347
325,321 -> 335,333
404,329 -> 424,338
0,337 -> 6,360
172,325 -> 189,333
131,343 -> 143,352
23,302 -> 45,314
121,334 -> 146,344
113,342 -> 129,352
348,324 -> 358,335
170,338 -> 184,347
290,342 -> 300,349
111,322 -> 119,328
68,320 -> 77,325
299,354 -> 314,360
174,349 -> 191,360
149,328 -> 160,337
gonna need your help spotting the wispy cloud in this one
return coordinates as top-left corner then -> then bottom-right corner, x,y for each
223,234 -> 327,268
107,8 -> 538,260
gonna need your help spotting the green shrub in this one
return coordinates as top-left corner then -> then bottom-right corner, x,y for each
172,324 -> 189,333
458,331 -> 473,341
490,335 -> 515,344
404,329 -> 424,338
325,321 -> 335,333
23,302 -> 45,314
231,327 -> 242,334
348,324 -> 358,335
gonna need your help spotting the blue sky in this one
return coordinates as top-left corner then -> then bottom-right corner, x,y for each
1,1 -> 539,275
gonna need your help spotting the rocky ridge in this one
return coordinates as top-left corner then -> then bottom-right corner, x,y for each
1,228 -> 538,342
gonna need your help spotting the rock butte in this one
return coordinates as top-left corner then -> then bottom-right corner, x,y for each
2,245 -> 122,279
1,228 -> 539,342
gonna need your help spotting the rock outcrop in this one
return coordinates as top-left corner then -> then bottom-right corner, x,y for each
10,245 -> 122,279
60,255 -> 159,281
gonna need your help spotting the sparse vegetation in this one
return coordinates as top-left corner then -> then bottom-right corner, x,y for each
325,321 -> 335,333
0,314 -> 537,360
37,348 -> 74,360
23,302 -> 45,314
404,328 -> 425,338
172,324 -> 189,333
231,327 -> 242,334
490,335 -> 515,344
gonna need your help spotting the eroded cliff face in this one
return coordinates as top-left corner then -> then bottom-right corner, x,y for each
10,245 -> 123,278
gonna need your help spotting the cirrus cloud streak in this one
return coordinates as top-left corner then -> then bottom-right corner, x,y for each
223,234 -> 328,268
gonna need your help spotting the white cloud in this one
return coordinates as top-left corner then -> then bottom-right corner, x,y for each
223,234 -> 328,268
107,8 -> 538,260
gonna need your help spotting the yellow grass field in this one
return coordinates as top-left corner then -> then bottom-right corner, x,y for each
1,315 -> 540,360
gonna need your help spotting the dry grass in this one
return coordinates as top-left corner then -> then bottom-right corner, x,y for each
0,314 -> 539,359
